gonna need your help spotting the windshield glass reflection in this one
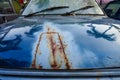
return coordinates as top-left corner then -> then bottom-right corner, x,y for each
22,0 -> 103,15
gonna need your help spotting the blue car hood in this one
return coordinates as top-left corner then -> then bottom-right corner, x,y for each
0,16 -> 120,69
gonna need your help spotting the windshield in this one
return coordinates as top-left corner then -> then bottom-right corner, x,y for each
22,0 -> 104,15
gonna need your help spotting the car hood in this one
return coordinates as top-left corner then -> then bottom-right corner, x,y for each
0,15 -> 120,69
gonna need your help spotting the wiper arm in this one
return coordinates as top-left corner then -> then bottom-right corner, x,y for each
25,6 -> 69,17
62,5 -> 94,16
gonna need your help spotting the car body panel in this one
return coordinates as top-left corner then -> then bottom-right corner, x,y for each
0,0 -> 120,79
0,67 -> 120,80
0,16 -> 120,69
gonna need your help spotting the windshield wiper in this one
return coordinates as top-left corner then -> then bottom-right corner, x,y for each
25,6 -> 69,17
62,5 -> 94,16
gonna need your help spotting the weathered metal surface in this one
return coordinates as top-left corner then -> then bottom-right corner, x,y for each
0,0 -> 120,79
0,15 -> 120,79
0,17 -> 120,69
31,25 -> 71,69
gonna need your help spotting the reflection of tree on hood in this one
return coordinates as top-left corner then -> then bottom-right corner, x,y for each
25,25 -> 42,37
87,24 -> 116,41
0,35 -> 22,52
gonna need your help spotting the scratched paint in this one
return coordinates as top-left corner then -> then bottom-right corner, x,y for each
32,22 -> 115,69
31,22 -> 87,69
46,28 -> 71,69
32,23 -> 72,69
31,22 -> 120,69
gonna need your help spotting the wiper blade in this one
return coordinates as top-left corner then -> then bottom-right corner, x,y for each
25,6 -> 69,17
62,5 -> 94,16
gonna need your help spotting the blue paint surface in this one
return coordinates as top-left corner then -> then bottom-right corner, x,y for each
0,16 -> 120,69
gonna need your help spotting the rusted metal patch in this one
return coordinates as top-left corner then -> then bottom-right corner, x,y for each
31,25 -> 71,69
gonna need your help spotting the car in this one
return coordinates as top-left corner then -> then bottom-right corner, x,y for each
0,0 -> 120,79
104,0 -> 120,20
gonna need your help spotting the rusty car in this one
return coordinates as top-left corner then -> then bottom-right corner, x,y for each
0,0 -> 120,79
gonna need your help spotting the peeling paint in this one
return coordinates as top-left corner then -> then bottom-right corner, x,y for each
32,24 -> 71,69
